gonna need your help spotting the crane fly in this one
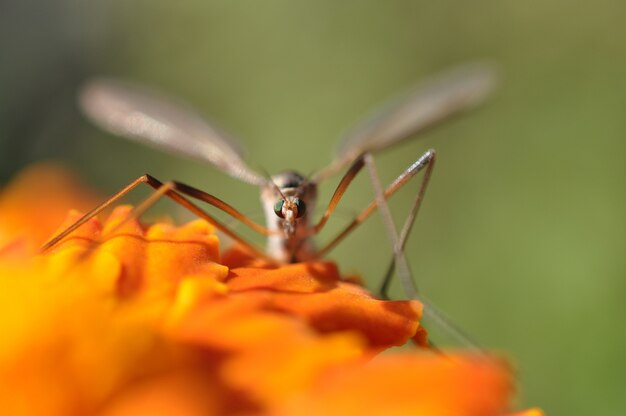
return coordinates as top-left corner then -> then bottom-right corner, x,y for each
42,63 -> 496,348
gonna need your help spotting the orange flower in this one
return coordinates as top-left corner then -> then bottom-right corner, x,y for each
0,165 -> 543,416
0,163 -> 99,256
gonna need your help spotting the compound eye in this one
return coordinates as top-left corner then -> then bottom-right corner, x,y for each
294,198 -> 306,218
273,199 -> 285,218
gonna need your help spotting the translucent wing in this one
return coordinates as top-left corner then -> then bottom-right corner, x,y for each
80,79 -> 267,186
316,62 -> 497,180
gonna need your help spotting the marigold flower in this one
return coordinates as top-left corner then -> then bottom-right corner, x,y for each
0,163 -> 99,256
0,165 -> 543,416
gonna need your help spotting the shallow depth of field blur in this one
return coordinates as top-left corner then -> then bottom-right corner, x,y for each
1,1 -> 624,414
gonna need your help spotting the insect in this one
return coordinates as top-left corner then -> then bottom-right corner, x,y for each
43,63 -> 496,346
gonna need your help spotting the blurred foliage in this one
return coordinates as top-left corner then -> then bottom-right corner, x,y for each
1,1 -> 625,414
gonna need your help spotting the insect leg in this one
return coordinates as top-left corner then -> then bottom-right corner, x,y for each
123,178 -> 274,261
315,150 -> 435,259
169,181 -> 272,236
312,156 -> 366,234
362,152 -> 418,299
378,150 -> 436,299
363,153 -> 483,351
41,174 -> 273,262
41,175 -> 150,252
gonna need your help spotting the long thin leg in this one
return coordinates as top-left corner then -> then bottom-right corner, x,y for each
363,152 -> 417,298
112,178 -> 274,262
379,150 -> 436,299
41,174 -> 273,261
315,150 -> 435,259
41,175 -> 149,251
312,156 -> 365,233
363,153 -> 483,352
172,181 -> 273,236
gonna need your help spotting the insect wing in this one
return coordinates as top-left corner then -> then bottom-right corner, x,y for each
80,79 -> 267,186
317,63 -> 497,180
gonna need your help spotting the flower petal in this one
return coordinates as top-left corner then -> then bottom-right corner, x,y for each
0,163 -> 98,255
46,206 -> 226,298
226,251 -> 424,349
274,353 -> 514,416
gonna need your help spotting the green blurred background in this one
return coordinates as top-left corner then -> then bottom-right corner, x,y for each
1,1 -> 624,414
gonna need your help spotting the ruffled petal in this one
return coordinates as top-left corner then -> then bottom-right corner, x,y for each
227,259 -> 423,348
